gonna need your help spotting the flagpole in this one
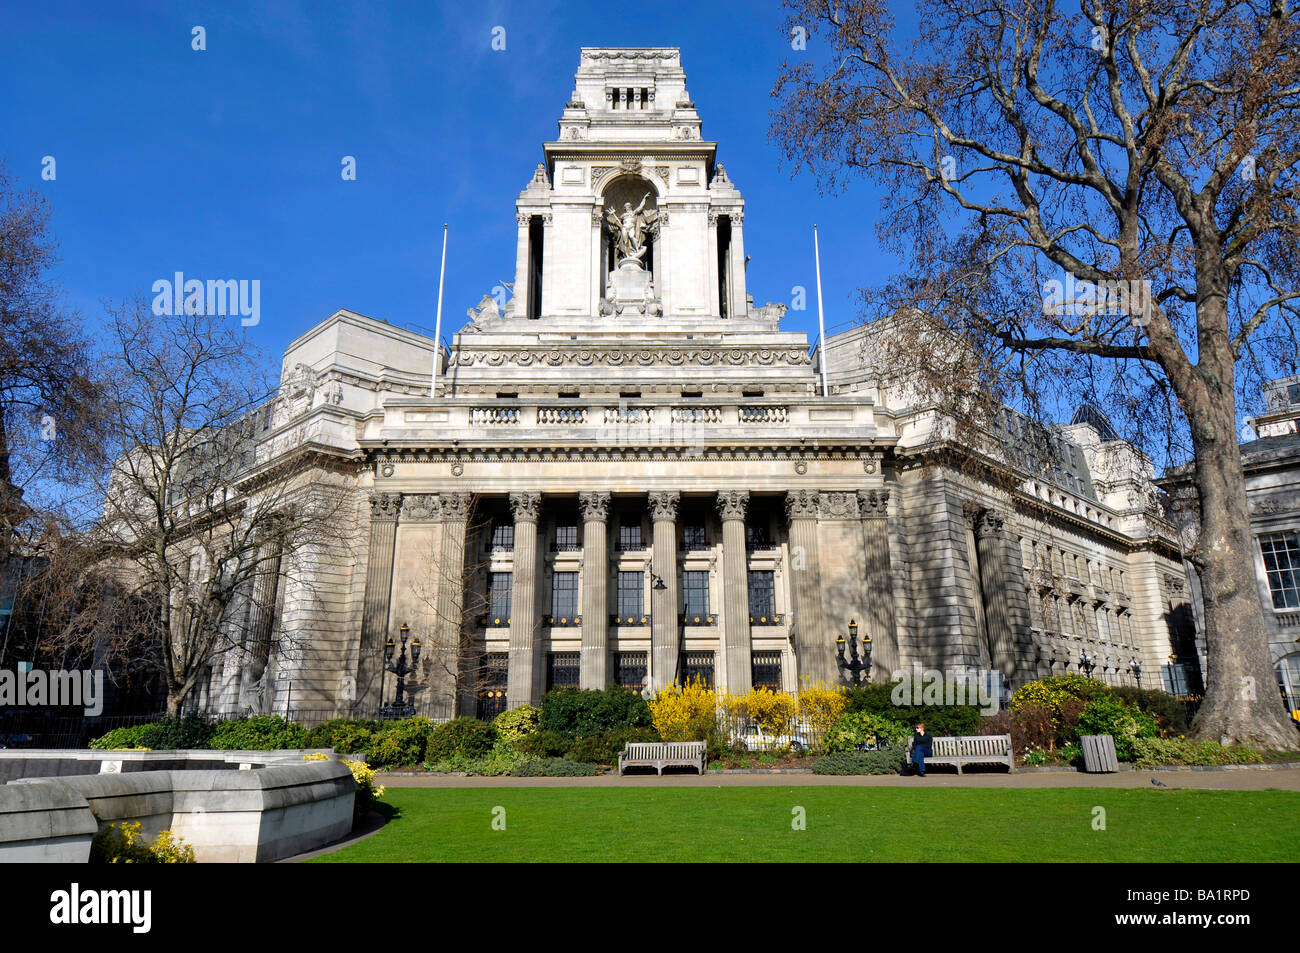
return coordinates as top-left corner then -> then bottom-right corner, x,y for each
813,223 -> 829,398
432,223 -> 448,397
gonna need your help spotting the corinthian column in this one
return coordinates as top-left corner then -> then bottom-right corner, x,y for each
507,492 -> 541,707
579,492 -> 610,688
717,490 -> 752,693
357,492 -> 401,709
975,509 -> 1017,680
512,211 -> 530,318
785,490 -> 830,684
859,489 -> 900,679
649,491 -> 681,691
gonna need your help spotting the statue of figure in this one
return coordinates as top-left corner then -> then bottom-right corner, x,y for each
604,193 -> 658,263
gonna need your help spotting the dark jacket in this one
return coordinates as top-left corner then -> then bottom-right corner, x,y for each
912,731 -> 934,752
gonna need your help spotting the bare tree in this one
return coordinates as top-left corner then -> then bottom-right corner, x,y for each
65,299 -> 354,716
772,0 -> 1300,746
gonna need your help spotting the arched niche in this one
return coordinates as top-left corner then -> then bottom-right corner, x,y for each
599,173 -> 660,294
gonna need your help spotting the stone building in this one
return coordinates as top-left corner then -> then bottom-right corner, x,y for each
193,47 -> 1194,720
1162,374 -> 1300,711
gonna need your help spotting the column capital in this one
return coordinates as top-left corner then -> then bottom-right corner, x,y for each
579,491 -> 610,522
401,493 -> 442,523
648,491 -> 681,522
509,491 -> 542,523
857,489 -> 890,520
973,508 -> 1005,540
440,492 -> 475,522
368,492 -> 402,523
716,489 -> 749,521
817,491 -> 861,521
785,489 -> 820,521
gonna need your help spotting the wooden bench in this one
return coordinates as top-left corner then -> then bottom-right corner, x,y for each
618,741 -> 706,776
908,734 -> 1013,774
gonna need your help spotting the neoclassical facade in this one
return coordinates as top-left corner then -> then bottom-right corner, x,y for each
195,48 -> 1194,720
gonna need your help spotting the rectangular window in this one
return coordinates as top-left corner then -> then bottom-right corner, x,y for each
617,571 -> 644,620
616,652 -> 648,693
554,523 -> 579,552
487,572 -> 512,624
546,652 -> 580,691
490,522 -> 514,553
618,520 -> 643,551
551,571 -> 579,620
683,571 -> 710,620
748,570 -> 776,621
1260,533 -> 1300,610
1288,383 -> 1300,404
746,521 -> 771,550
476,653 -> 509,720
682,523 -> 707,551
683,651 -> 715,688
752,651 -> 782,691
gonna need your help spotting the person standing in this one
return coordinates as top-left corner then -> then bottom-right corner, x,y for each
911,722 -> 933,777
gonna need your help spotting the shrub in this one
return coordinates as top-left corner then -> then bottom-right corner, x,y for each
796,680 -> 849,740
515,729 -> 572,759
492,705 -> 541,746
823,710 -> 909,753
1075,695 -> 1158,760
90,822 -> 195,863
89,723 -> 156,750
812,747 -> 906,775
539,687 -> 653,738
209,715 -> 308,750
648,679 -> 718,742
138,713 -> 214,750
1011,674 -> 1108,729
1108,687 -> 1191,735
725,687 -> 797,737
1132,737 -> 1264,768
368,717 -> 437,766
510,757 -> 599,777
339,758 -> 385,814
565,726 -> 661,765
425,717 -> 497,762
842,681 -> 983,737
302,718 -> 381,754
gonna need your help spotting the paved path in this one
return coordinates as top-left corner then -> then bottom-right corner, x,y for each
378,767 -> 1300,791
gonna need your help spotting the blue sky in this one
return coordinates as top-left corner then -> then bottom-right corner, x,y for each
2,0 -> 898,364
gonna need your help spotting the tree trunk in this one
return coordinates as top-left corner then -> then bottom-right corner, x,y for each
1187,387 -> 1297,749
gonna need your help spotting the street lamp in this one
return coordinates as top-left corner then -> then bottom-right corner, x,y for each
835,618 -> 873,685
382,622 -> 422,718
1128,657 -> 1142,688
1168,653 -> 1182,695
1079,649 -> 1096,678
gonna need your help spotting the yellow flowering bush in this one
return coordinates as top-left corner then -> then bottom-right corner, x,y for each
797,680 -> 848,739
733,687 -> 796,736
302,752 -> 330,761
648,678 -> 718,741
90,821 -> 195,864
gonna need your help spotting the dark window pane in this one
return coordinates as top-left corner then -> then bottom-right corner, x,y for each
490,523 -> 514,552
617,571 -> 644,618
551,571 -> 579,619
476,653 -> 509,719
752,651 -> 782,691
683,524 -> 706,551
618,521 -> 643,551
555,523 -> 579,551
683,652 -> 715,688
748,570 -> 775,618
616,652 -> 648,693
488,572 -> 512,622
746,522 -> 771,550
547,652 -> 580,691
683,570 -> 710,618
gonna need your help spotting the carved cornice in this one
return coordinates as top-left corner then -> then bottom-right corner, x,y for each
369,492 -> 402,523
648,491 -> 681,522
401,493 -> 442,523
784,489 -> 820,521
858,489 -> 890,520
579,491 -> 611,522
453,347 -> 812,369
509,491 -> 542,523
716,490 -> 749,521
818,491 -> 860,521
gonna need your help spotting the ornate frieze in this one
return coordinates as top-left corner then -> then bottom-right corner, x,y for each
579,491 -> 611,522
818,491 -> 860,521
510,491 -> 543,523
716,490 -> 749,521
453,346 -> 812,368
784,489 -> 820,521
648,491 -> 681,522
401,494 -> 442,523
369,492 -> 402,523
858,489 -> 890,520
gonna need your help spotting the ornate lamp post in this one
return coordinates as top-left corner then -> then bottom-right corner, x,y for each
1128,657 -> 1142,688
1079,649 -> 1096,679
1168,653 -> 1182,695
835,619 -> 873,686
382,622 -> 422,718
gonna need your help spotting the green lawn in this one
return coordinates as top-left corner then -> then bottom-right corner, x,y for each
309,786 -> 1300,862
